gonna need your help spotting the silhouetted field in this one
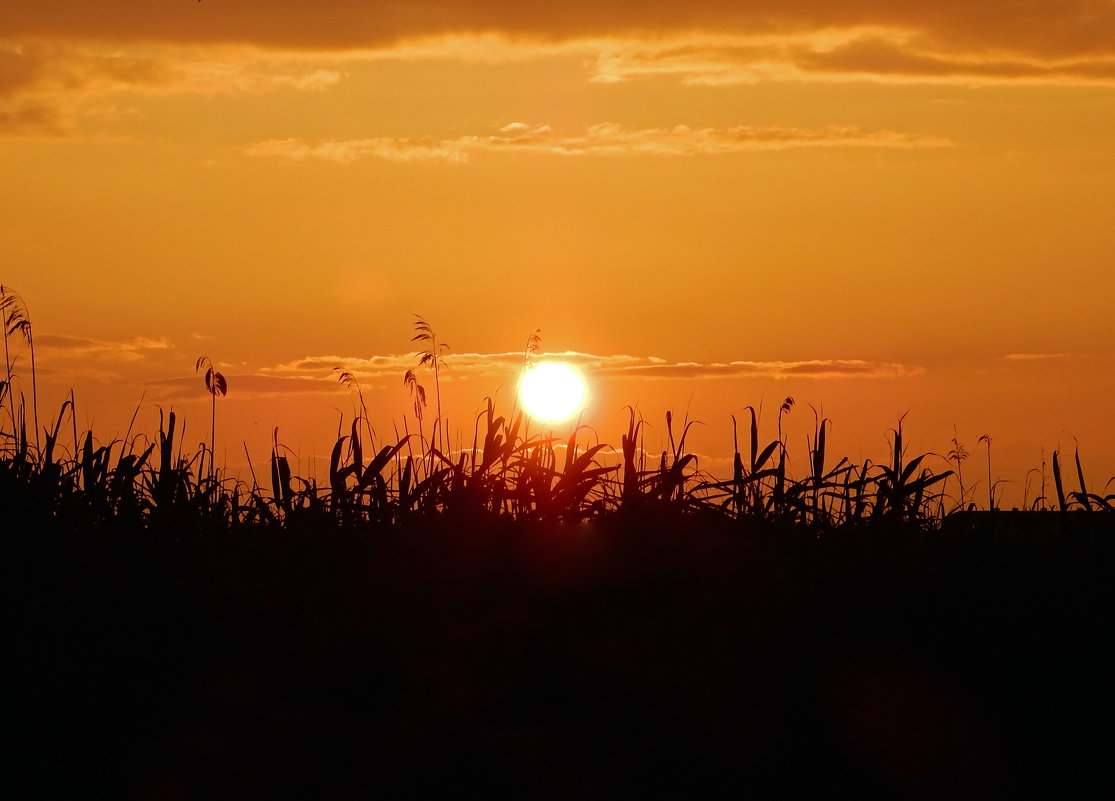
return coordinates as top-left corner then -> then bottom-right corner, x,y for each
8,508 -> 1114,799
4,291 -> 1114,797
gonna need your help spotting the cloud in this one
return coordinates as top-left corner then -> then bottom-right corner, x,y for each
584,29 -> 1115,86
0,42 -> 344,136
0,42 -> 171,100
143,373 -> 332,403
262,351 -> 540,382
35,334 -> 172,361
30,365 -> 129,385
589,357 -> 924,380
6,7 -> 1115,118
244,136 -> 472,164
17,334 -> 169,385
796,36 -> 1115,85
7,2 -> 1115,61
1004,352 -> 1072,361
106,348 -> 922,404
0,42 -> 346,98
246,121 -> 951,163
0,102 -> 66,136
261,350 -> 923,383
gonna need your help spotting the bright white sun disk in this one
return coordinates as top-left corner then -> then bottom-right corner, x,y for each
519,362 -> 587,422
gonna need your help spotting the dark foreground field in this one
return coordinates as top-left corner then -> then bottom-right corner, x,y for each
8,512 -> 1114,800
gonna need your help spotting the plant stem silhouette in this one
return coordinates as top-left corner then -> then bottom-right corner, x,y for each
0,285 -> 18,432
948,426 -> 969,509
777,396 -> 794,452
512,328 -> 542,420
335,368 -> 376,453
195,356 -> 227,482
411,315 -> 448,454
2,286 -> 39,453
978,434 -> 993,510
403,368 -> 428,473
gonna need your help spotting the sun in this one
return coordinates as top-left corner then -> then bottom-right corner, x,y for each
519,362 -> 587,423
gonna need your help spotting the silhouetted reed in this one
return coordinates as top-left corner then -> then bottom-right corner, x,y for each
5,389 -> 1113,541
2,294 -> 1112,539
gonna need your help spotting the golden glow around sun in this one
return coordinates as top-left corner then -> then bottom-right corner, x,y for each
519,362 -> 587,422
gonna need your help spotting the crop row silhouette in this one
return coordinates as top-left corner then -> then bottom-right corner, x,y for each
2,286 -> 1112,538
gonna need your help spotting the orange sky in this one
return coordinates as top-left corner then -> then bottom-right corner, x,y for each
4,2 -> 1115,507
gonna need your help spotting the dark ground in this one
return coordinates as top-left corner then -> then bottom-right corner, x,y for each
7,511 -> 1114,799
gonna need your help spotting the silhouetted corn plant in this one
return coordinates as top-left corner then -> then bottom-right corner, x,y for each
874,416 -> 952,526
1052,449 -> 1069,511
803,408 -> 854,529
710,406 -> 783,522
1050,445 -> 1114,511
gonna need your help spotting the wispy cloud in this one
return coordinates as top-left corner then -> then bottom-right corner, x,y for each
5,16 -> 1112,139
1004,352 -> 1072,361
587,356 -> 924,380
797,37 -> 1115,85
35,333 -> 172,361
24,336 -> 172,387
0,42 -> 343,137
0,43 -> 169,100
127,349 -> 921,403
9,3 -> 1115,89
0,43 -> 343,100
31,364 -> 131,385
143,373 -> 331,402
0,102 -> 67,136
8,2 -> 1115,64
586,30 -> 1115,87
246,121 -> 951,163
244,136 -> 472,164
262,351 -> 923,383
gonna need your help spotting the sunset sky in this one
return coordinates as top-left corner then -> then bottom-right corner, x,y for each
4,2 -> 1115,506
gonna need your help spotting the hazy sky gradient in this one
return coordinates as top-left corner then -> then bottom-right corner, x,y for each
4,2 -> 1114,505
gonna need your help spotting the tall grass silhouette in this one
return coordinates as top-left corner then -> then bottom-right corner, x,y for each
1,284 -> 39,452
194,355 -> 227,483
1,291 -> 1112,537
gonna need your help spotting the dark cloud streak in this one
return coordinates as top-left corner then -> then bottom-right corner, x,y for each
6,2 -> 1115,60
0,43 -> 168,98
0,102 -> 65,136
799,37 -> 1115,81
